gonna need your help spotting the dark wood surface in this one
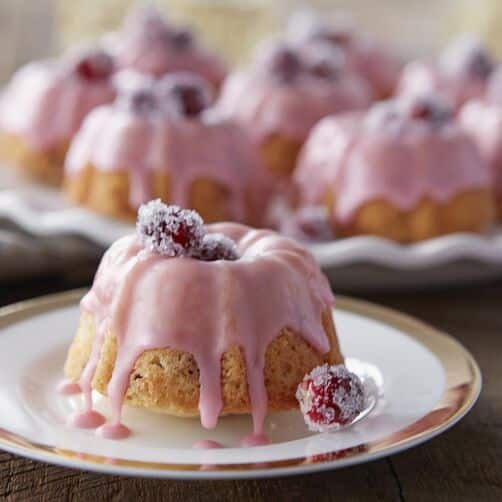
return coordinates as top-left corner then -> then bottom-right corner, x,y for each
0,276 -> 500,502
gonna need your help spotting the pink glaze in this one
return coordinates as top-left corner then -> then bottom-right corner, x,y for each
240,432 -> 270,447
460,100 -> 502,196
65,104 -> 267,219
57,380 -> 82,395
98,422 -> 131,440
108,6 -> 226,86
296,33 -> 398,98
295,107 -> 492,224
193,439 -> 224,449
398,61 -> 488,111
77,223 -> 333,436
0,60 -> 115,151
216,60 -> 372,144
68,409 -> 105,429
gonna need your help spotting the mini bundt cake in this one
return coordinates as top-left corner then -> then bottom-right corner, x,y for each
216,42 -> 372,176
64,201 -> 342,438
295,94 -> 495,242
107,5 -> 227,91
289,14 -> 400,99
460,66 -> 502,218
398,36 -> 496,111
65,72 -> 270,225
0,49 -> 116,185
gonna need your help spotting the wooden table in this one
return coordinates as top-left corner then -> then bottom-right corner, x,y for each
0,276 -> 500,501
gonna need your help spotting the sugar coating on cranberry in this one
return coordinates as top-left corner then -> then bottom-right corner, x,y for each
137,200 -> 205,257
441,37 -> 494,80
159,74 -> 212,117
119,87 -> 158,114
170,27 -> 194,49
296,364 -> 365,432
264,46 -> 302,83
196,233 -> 238,262
74,50 -> 114,81
280,206 -> 334,242
305,46 -> 344,80
404,94 -> 453,125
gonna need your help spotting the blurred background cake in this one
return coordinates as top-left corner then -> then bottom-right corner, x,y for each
294,94 -> 495,242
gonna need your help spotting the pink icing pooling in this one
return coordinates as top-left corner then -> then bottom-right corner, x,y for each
295,109 -> 492,224
98,422 -> 131,440
57,380 -> 82,395
65,105 -> 266,219
0,60 -> 115,151
68,409 -> 105,429
216,64 -> 371,144
193,440 -> 224,449
460,100 -> 502,195
77,223 -> 334,435
240,432 -> 270,447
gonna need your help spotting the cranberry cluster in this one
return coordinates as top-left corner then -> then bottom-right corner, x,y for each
296,364 -> 365,432
264,45 -> 341,84
405,94 -> 453,126
159,75 -> 212,118
73,50 -> 115,81
137,200 -> 238,261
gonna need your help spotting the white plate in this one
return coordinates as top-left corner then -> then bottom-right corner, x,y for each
0,290 -> 480,479
2,170 -> 502,290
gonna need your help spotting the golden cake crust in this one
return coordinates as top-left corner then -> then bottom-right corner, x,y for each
0,131 -> 66,185
260,134 -> 303,176
64,310 -> 342,417
65,165 -> 263,225
324,188 -> 495,243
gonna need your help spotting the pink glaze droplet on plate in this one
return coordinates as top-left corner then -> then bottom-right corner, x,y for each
68,410 -> 105,429
57,380 -> 82,395
193,439 -> 224,449
240,432 -> 271,447
97,422 -> 131,440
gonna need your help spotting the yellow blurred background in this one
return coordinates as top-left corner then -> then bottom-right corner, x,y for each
2,0 -> 502,81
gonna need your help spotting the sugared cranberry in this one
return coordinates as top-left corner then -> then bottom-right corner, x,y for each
119,87 -> 158,114
405,95 -> 453,125
307,24 -> 352,48
307,47 -> 344,80
137,200 -> 205,257
159,75 -> 212,118
170,27 -> 194,49
441,38 -> 494,80
265,46 -> 302,83
465,49 -> 494,79
196,233 -> 238,261
280,206 -> 334,242
296,364 -> 365,432
74,50 -> 114,81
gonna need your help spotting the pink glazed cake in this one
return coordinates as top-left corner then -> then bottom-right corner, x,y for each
290,16 -> 400,99
108,6 -> 227,91
0,49 -> 116,185
62,201 -> 342,441
460,66 -> 502,218
295,94 -> 495,242
216,42 -> 372,176
65,72 -> 270,225
398,36 -> 496,111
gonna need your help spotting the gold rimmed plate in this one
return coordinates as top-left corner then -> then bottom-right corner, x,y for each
0,290 -> 481,479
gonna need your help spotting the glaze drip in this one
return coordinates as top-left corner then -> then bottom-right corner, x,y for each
76,223 -> 334,435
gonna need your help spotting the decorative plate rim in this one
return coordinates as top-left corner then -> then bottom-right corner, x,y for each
0,289 -> 481,479
0,187 -> 502,270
